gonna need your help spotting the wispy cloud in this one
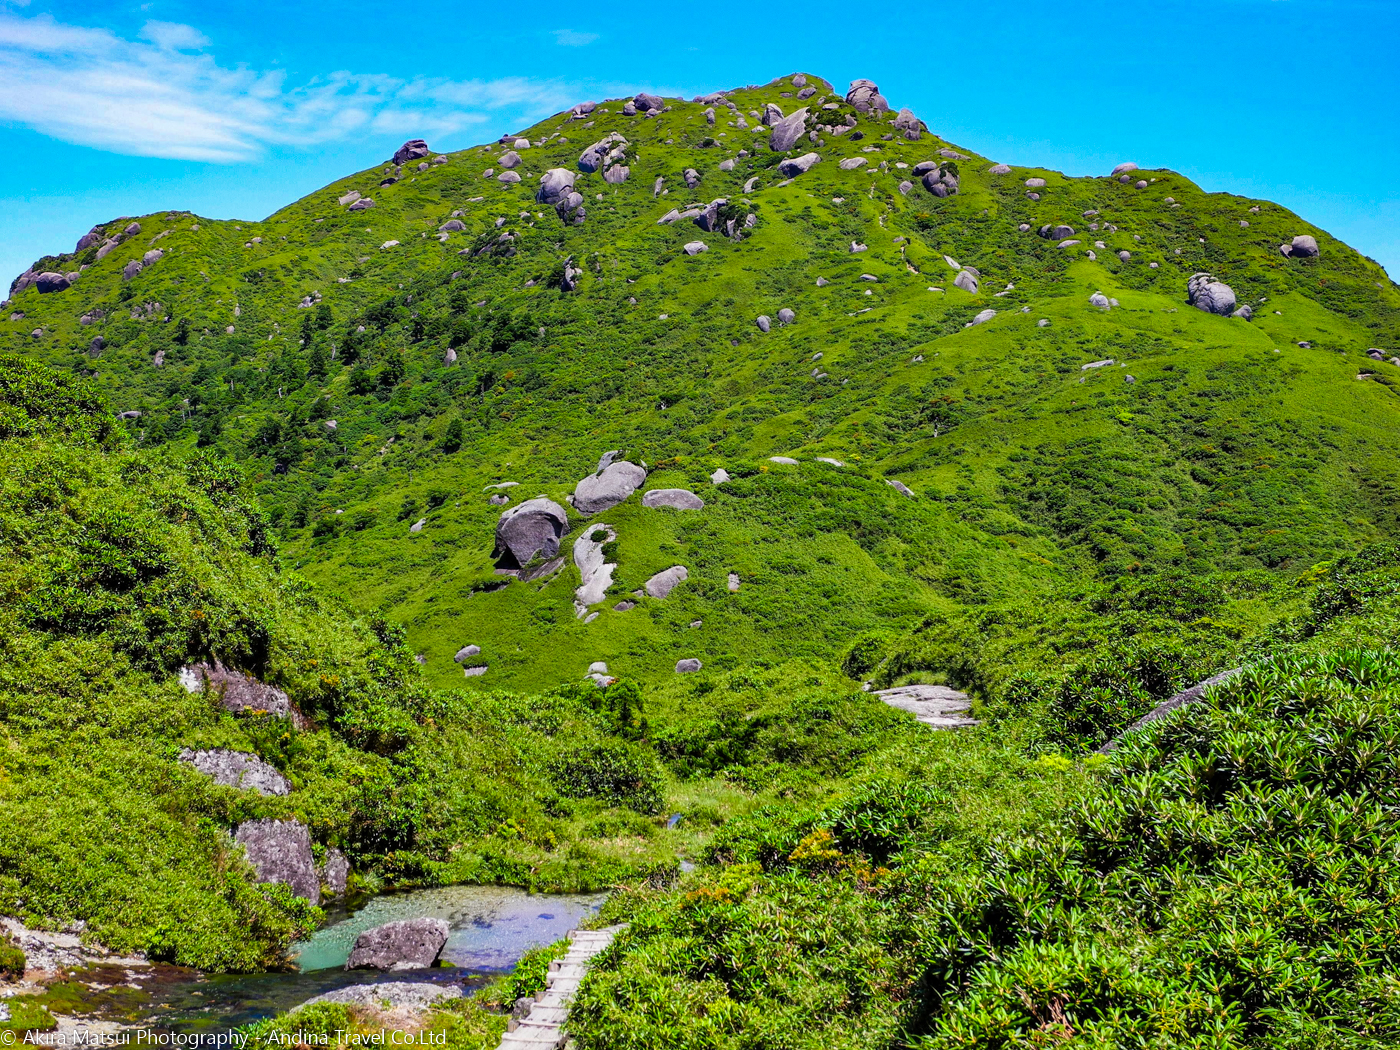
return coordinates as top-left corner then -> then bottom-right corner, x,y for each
553,29 -> 599,47
0,13 -> 577,162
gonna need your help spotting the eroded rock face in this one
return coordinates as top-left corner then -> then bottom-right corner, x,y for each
393,139 -> 430,165
573,524 -> 616,615
179,749 -> 290,796
179,662 -> 300,722
234,819 -> 319,901
345,919 -> 449,971
574,461 -> 646,515
494,498 -> 568,568
1187,272 -> 1237,316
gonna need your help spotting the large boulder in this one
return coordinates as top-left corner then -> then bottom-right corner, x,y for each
75,226 -> 105,252
179,662 -> 300,722
121,260 -> 143,281
574,460 -> 647,515
922,166 -> 959,197
634,92 -> 665,113
1187,272 -> 1237,316
893,108 -> 922,140
1111,162 -> 1138,176
572,525 -> 616,614
1284,234 -> 1320,258
579,133 -> 627,173
778,153 -> 821,178
845,79 -> 889,113
234,819 -> 318,901
675,658 -> 703,673
34,272 -> 71,294
642,489 -> 704,510
393,139 -> 430,165
494,498 -> 568,568
538,168 -> 576,204
498,151 -> 522,169
645,565 -> 689,598
322,848 -> 350,897
179,749 -> 290,796
345,919 -> 450,971
768,108 -> 809,151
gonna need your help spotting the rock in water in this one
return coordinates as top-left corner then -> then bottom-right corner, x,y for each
642,489 -> 705,510
494,497 -> 568,568
179,749 -> 290,795
234,819 -> 318,900
393,139 -> 430,165
574,461 -> 647,515
646,565 -> 689,598
345,919 -> 450,970
1187,272 -> 1237,316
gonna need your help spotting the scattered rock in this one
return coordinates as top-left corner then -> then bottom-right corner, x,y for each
683,241 -> 708,255
393,140 -> 430,165
727,573 -> 741,592
498,151 -> 522,169
839,157 -> 867,170
1025,177 -> 1046,188
769,456 -> 799,465
454,644 -> 481,663
954,269 -> 979,294
778,307 -> 795,324
967,309 -> 996,326
122,260 -> 143,281
348,197 -> 375,212
777,153 -> 821,177
646,566 -> 689,599
756,315 -> 771,333
886,478 -> 915,497
768,108 -> 810,151
346,919 -> 450,971
1111,162 -> 1138,176
179,662 -> 300,722
642,489 -> 704,510
573,525 -> 616,615
179,749 -> 290,796
988,163 -> 1012,174
1283,234 -> 1320,258
675,658 -> 703,673
494,497 -> 568,567
1089,292 -> 1111,309
234,819 -> 319,901
710,468 -> 730,484
893,108 -> 922,140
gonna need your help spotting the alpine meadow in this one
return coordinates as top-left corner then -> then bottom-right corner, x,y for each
3,68 -> 1400,1049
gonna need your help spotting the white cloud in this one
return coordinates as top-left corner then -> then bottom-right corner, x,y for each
139,20 -> 209,50
553,29 -> 598,47
0,13 -> 577,162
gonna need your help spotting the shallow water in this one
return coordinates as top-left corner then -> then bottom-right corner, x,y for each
67,885 -> 606,1033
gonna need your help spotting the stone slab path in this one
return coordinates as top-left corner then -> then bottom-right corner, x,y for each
874,684 -> 979,729
498,924 -> 626,1050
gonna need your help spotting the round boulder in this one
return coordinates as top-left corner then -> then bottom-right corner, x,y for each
494,497 -> 568,568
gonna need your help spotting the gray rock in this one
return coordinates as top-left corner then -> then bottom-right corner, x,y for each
122,260 -> 143,281
968,308 -> 996,326
1187,272 -> 1237,316
839,157 -> 867,170
303,980 -> 460,1013
1089,292 -> 1111,309
180,749 -> 290,795
570,101 -> 597,119
797,87 -> 816,100
1118,250 -> 1131,262
1232,305 -> 1254,320
1111,162 -> 1138,176
235,819 -> 319,901
537,167 -> 577,205
338,190 -> 362,206
142,249 -> 163,267
727,573 -> 741,592
574,461 -> 647,515
498,171 -> 521,184
34,271 -> 70,294
893,108 -> 922,140
988,163 -> 1012,174
409,517 -> 426,533
898,180 -> 914,194
675,658 -> 703,673
768,108 -> 809,151
392,140 -> 429,165
498,151 -> 522,169
756,315 -> 771,333
683,241 -> 708,255
769,456 -> 799,465
778,307 -> 795,324
494,497 -> 568,567
645,565 -> 689,598
954,269 -> 979,294
1039,224 -> 1075,240
454,644 -> 481,662
642,489 -> 704,510
777,153 -> 821,177
346,919 -> 450,971
1287,234 -> 1320,258
180,662 -> 299,722
1025,177 -> 1046,188
603,164 -> 630,184
886,478 -> 915,497
710,468 -> 730,484
634,92 -> 664,112
845,79 -> 889,113
348,197 -> 375,211
1099,669 -> 1243,752
75,225 -> 105,252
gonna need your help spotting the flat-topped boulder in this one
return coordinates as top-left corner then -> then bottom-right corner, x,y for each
302,981 -> 461,1013
179,749 -> 290,796
643,489 -> 704,510
875,684 -> 978,729
346,918 -> 450,970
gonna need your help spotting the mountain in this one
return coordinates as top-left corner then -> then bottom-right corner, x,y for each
5,70 -> 1400,1047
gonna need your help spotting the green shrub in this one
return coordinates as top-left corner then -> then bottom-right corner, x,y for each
551,743 -> 663,815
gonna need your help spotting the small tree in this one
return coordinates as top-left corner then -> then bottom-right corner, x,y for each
441,416 -> 463,453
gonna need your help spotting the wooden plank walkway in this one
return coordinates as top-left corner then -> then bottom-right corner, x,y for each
874,684 -> 979,729
497,924 -> 626,1050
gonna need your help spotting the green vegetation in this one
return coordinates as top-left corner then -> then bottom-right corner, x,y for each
4,70 -> 1400,1046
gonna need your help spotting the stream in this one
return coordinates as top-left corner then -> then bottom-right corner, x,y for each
63,885 -> 606,1033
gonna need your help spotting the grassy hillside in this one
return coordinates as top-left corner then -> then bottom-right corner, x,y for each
4,72 -> 1398,701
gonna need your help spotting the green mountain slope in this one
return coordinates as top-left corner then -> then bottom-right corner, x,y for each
5,71 -> 1399,697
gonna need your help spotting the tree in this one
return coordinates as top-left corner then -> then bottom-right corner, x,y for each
307,341 -> 328,380
441,416 -> 464,453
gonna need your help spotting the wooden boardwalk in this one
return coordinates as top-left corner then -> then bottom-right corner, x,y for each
497,925 -> 626,1050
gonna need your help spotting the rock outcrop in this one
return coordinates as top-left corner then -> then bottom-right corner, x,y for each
845,79 -> 889,113
494,498 -> 568,568
345,919 -> 450,970
768,108 -> 809,151
179,749 -> 290,796
234,819 -> 319,901
393,140 -> 430,165
179,662 -> 301,722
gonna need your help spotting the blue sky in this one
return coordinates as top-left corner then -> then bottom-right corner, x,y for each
2,0 -> 1397,286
